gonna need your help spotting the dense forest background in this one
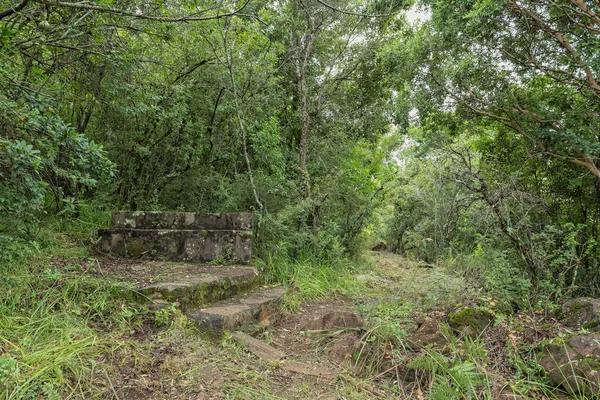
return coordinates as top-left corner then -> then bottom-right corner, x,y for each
6,0 -> 600,398
3,0 -> 600,310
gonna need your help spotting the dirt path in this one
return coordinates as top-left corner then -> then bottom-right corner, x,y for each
50,251 -> 467,399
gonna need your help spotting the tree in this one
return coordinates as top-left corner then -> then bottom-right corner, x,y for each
384,0 -> 600,292
408,0 -> 600,180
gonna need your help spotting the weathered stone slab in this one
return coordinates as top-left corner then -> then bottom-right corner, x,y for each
139,265 -> 259,309
230,331 -> 287,362
111,211 -> 253,231
300,311 -> 362,332
98,229 -> 252,264
186,287 -> 285,331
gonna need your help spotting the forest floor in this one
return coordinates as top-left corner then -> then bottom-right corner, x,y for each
3,248 -> 571,399
44,251 -> 469,399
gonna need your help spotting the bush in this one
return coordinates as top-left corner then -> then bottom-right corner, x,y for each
0,90 -> 114,234
444,239 -> 532,312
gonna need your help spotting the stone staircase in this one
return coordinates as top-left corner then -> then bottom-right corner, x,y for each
99,211 -> 283,331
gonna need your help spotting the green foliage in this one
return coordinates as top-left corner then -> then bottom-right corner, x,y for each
408,343 -> 491,400
0,91 -> 114,233
154,304 -> 180,327
408,350 -> 449,373
385,120 -> 600,306
0,235 -> 39,273
0,0 -> 405,269
445,240 -> 532,312
430,361 -> 487,400
383,0 -> 600,301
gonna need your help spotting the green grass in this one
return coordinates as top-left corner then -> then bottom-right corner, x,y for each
0,207 -> 146,399
0,268 -> 145,399
260,250 -> 368,311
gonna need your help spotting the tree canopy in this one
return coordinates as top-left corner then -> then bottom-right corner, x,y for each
4,0 -> 600,295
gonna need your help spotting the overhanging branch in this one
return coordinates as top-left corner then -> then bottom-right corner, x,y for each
33,0 -> 251,22
0,0 -> 30,20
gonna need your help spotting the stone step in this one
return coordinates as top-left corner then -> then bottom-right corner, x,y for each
137,264 -> 260,309
228,331 -> 336,378
186,286 -> 285,331
111,211 -> 253,231
98,229 -> 252,264
230,331 -> 287,362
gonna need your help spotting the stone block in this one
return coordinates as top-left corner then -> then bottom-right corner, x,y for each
110,211 -> 253,231
99,229 -> 252,264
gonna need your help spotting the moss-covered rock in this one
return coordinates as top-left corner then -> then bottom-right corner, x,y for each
448,307 -> 494,336
562,297 -> 600,331
538,333 -> 600,397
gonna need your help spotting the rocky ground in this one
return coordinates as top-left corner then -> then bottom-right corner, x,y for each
48,252 -> 600,399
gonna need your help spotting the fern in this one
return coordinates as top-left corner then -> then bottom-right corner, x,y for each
408,350 -> 450,373
410,353 -> 489,400
42,382 -> 61,400
448,361 -> 485,397
430,376 -> 457,400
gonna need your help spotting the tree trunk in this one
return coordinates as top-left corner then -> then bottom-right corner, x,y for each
298,32 -> 313,197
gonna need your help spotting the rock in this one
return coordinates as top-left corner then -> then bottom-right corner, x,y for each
258,308 -> 279,327
562,298 -> 600,330
448,307 -> 494,336
301,311 -> 362,332
230,331 -> 286,362
323,311 -> 362,329
538,344 -> 579,388
538,334 -> 600,397
328,333 -> 362,363
408,319 -> 448,350
568,334 -> 600,357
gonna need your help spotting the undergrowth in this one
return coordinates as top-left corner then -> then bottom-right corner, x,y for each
0,210 -> 575,399
260,248 -> 368,311
0,207 -> 146,399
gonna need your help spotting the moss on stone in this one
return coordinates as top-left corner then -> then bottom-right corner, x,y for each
239,231 -> 253,239
126,238 -> 144,257
191,282 -> 211,307
448,307 -> 494,334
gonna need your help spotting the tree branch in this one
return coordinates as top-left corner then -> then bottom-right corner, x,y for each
33,0 -> 251,23
429,73 -> 600,180
0,0 -> 30,20
508,0 -> 600,95
315,0 -> 393,18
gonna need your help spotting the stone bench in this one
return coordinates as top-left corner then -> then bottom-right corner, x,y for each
99,211 -> 253,264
